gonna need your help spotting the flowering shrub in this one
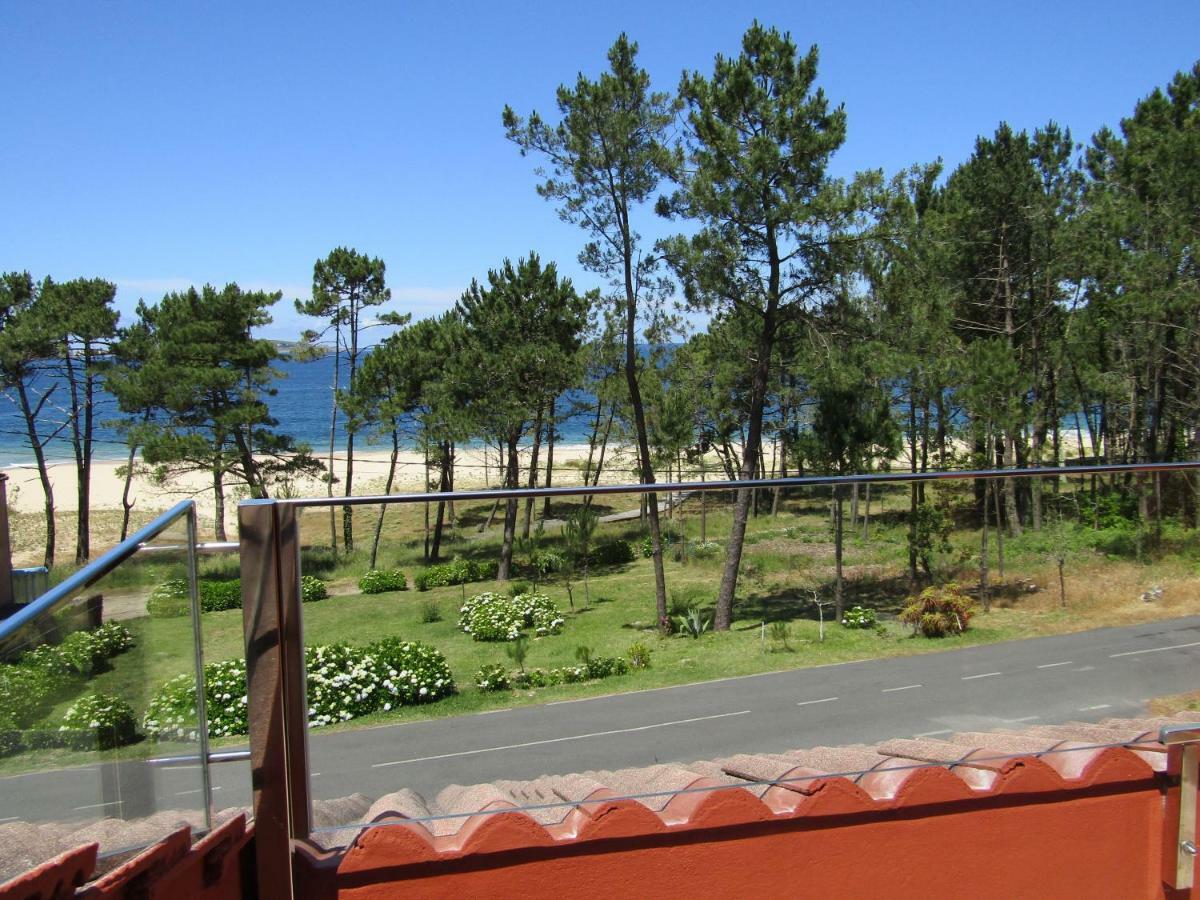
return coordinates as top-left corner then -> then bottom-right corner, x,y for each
458,591 -> 565,641
413,558 -> 499,592
690,541 -> 723,559
301,575 -> 328,602
474,663 -> 510,692
626,641 -> 652,669
358,569 -> 408,594
145,639 -> 454,740
143,657 -> 248,742
365,638 -> 455,705
147,579 -> 190,618
899,583 -> 978,637
305,644 -> 382,726
60,693 -> 138,750
841,606 -> 878,629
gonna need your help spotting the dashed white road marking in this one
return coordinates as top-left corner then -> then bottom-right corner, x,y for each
174,786 -> 222,797
1109,640 -> 1200,658
882,684 -> 923,693
961,672 -> 1002,681
1037,661 -> 1073,669
1079,704 -> 1112,711
370,710 -> 753,768
0,816 -> 18,823
1072,666 -> 1096,672
797,697 -> 839,707
1002,715 -> 1040,724
915,729 -> 952,738
72,801 -> 121,812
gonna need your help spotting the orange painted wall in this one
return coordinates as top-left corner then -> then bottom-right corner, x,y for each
322,750 -> 1198,900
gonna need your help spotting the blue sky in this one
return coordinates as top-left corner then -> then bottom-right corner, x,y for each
3,1 -> 1198,339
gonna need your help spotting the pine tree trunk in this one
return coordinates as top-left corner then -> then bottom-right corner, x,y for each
497,432 -> 521,581
714,290 -> 776,631
431,442 -> 451,563
16,381 -> 55,569
1003,433 -> 1022,537
622,296 -> 667,629
522,404 -> 544,539
326,340 -> 340,554
369,429 -> 400,570
542,397 -> 556,521
119,441 -> 138,542
993,479 -> 1005,581
212,463 -> 226,542
834,486 -> 845,621
863,483 -> 871,542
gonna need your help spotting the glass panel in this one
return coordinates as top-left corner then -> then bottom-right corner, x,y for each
271,467 -> 1198,848
0,506 -> 214,878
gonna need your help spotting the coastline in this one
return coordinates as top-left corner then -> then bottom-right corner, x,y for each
2,443 -> 638,518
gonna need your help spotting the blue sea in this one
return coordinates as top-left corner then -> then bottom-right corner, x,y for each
0,355 -> 601,468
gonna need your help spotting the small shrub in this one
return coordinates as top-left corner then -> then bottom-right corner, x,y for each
358,569 -> 408,594
585,655 -> 629,679
0,719 -> 21,757
690,540 -> 723,559
533,552 -> 565,575
144,657 -> 248,741
88,622 -> 136,658
899,583 -> 978,637
675,607 -> 711,639
626,641 -> 652,669
505,635 -> 530,672
200,579 -> 242,612
509,579 -> 533,596
768,621 -> 792,652
413,558 -> 498,591
591,540 -> 635,566
841,606 -> 878,629
574,644 -> 592,666
59,693 -> 138,750
300,575 -> 328,603
0,663 -> 70,728
418,598 -> 442,623
474,663 -> 510,692
458,591 -> 565,641
365,638 -> 455,705
147,578 -> 243,615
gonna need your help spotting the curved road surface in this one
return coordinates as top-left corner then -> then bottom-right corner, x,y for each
4,614 -> 1199,825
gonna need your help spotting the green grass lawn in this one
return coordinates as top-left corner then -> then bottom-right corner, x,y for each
4,481 -> 1197,776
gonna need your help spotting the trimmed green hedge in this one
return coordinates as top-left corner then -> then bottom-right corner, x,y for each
413,558 -> 499,592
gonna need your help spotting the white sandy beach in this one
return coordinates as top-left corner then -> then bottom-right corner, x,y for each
3,442 -> 639,521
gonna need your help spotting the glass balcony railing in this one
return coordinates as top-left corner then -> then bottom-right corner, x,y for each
3,462 -> 1197,892
232,461 -> 1200,886
0,501 -> 249,882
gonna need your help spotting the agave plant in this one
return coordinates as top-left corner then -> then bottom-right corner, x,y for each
675,607 -> 711,639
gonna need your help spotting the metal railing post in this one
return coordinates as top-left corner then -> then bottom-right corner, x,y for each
240,499 -> 311,897
1161,724 -> 1200,890
185,504 -> 214,833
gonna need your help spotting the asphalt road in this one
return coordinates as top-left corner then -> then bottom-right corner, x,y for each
4,614 -> 1199,826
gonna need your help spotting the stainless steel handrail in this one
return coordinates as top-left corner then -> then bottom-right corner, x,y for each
0,499 -> 196,641
237,460 -> 1200,898
274,460 -> 1199,508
